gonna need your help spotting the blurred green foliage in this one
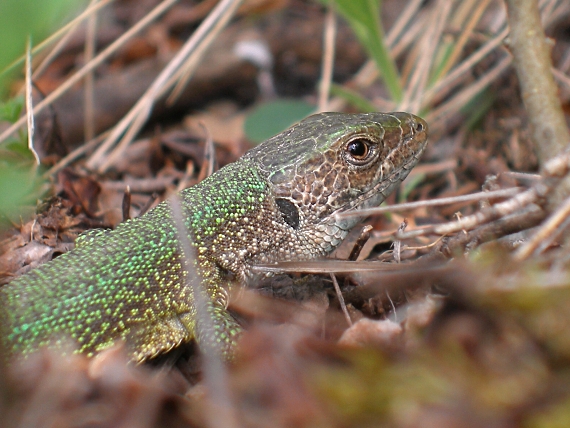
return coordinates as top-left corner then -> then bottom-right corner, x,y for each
244,99 -> 315,144
0,0 -> 80,228
322,0 -> 402,102
0,0 -> 78,96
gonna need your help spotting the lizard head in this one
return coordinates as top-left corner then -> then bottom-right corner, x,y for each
246,112 -> 428,253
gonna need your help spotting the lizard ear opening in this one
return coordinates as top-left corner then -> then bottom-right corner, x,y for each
275,198 -> 300,229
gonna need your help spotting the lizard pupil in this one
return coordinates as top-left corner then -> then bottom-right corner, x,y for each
346,139 -> 370,159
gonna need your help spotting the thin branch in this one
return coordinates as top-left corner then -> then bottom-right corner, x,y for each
513,193 -> 570,260
337,187 -> 522,219
400,0 -> 451,113
505,0 -> 570,166
395,186 -> 540,240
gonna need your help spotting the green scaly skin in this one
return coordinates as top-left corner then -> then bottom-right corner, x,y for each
0,112 -> 428,363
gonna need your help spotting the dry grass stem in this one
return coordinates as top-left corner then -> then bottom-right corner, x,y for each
438,0 -> 492,79
552,67 -> 570,92
385,0 -> 424,47
166,0 -> 244,105
84,0 -> 99,142
43,133 -> 108,178
164,28 -> 215,105
330,274 -> 352,327
169,195 -> 239,428
423,27 -> 509,107
393,220 -> 408,263
89,0 -> 244,173
0,0 -> 178,145
328,0 -> 425,112
400,0 -> 451,113
25,38 -> 39,166
317,7 -> 337,113
427,55 -> 512,130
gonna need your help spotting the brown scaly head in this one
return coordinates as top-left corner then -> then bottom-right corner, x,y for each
244,112 -> 428,256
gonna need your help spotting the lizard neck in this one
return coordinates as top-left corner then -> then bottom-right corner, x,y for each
177,159 -> 342,284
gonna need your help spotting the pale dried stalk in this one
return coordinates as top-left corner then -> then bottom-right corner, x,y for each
84,0 -> 99,142
317,6 -> 337,112
330,274 -> 352,327
422,26 -> 509,107
25,38 -> 39,165
88,0 -> 244,173
552,68 -> 570,93
438,0 -> 492,79
327,0 -> 425,112
169,195 -> 239,428
385,0 -> 424,47
44,133 -> 107,178
400,0 -> 451,113
427,55 -> 512,129
0,0 -> 178,145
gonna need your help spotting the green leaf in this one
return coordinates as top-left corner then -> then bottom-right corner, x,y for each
0,164 -> 45,227
244,99 -> 315,144
330,84 -> 376,112
0,132 -> 44,228
0,0 -> 79,228
0,0 -> 82,96
323,0 -> 403,102
0,96 -> 23,122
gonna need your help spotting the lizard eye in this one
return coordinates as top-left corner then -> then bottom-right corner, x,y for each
345,138 -> 373,165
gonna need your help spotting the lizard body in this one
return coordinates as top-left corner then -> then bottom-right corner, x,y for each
0,112 -> 428,362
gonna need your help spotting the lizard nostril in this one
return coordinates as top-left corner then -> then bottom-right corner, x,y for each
415,122 -> 425,132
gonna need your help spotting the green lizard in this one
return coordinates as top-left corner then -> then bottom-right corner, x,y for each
0,112 -> 428,363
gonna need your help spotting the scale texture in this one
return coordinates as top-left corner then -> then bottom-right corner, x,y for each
0,112 -> 428,362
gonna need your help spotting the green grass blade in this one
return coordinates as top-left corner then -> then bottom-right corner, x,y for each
325,0 -> 403,102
